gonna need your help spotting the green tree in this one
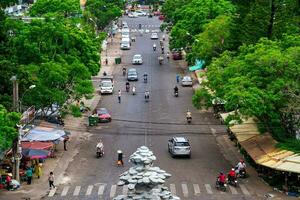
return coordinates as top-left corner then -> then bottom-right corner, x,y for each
29,0 -> 81,17
0,105 -> 20,151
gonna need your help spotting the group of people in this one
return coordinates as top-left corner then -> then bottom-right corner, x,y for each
96,139 -> 124,166
216,159 -> 247,188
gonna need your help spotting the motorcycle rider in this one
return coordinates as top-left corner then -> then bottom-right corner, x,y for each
125,81 -> 130,92
132,84 -> 136,95
227,168 -> 236,183
145,90 -> 150,99
236,159 -> 246,175
176,74 -> 180,83
217,172 -> 226,187
153,43 -> 156,51
186,109 -> 192,120
166,52 -> 170,61
143,73 -> 148,82
158,55 -> 164,65
174,85 -> 179,95
96,139 -> 104,157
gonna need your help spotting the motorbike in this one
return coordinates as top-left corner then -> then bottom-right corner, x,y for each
145,93 -> 149,102
122,69 -> 126,76
174,91 -> 178,97
236,168 -> 247,178
132,87 -> 136,95
187,116 -> 192,124
126,85 -> 130,92
96,147 -> 104,158
227,176 -> 238,187
158,56 -> 163,65
153,46 -> 156,51
215,179 -> 227,192
144,77 -> 147,83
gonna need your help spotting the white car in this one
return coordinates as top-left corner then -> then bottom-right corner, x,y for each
181,76 -> 193,87
132,54 -> 143,65
128,12 -> 138,18
134,10 -> 147,16
151,32 -> 159,40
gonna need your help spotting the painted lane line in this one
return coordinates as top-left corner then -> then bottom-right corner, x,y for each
122,185 -> 128,195
110,185 -> 117,198
86,185 -> 93,196
240,184 -> 250,196
48,187 -> 57,197
193,184 -> 201,195
61,186 -> 70,196
73,186 -> 81,196
98,184 -> 106,195
170,184 -> 176,195
229,185 -> 238,194
205,184 -> 213,194
182,183 -> 189,197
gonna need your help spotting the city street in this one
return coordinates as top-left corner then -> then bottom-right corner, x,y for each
45,16 -> 258,200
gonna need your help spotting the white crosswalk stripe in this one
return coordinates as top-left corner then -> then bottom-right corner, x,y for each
181,183 -> 188,197
170,184 -> 176,195
61,185 -> 70,196
73,186 -> 81,196
86,185 -> 93,196
240,184 -> 250,195
205,184 -> 213,194
98,183 -> 106,195
193,184 -> 201,195
47,182 -> 252,197
110,184 -> 117,198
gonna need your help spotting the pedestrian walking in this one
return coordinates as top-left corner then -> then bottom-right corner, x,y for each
26,167 -> 33,185
176,74 -> 180,83
48,172 -> 55,190
117,150 -> 124,166
105,58 -> 108,65
6,173 -> 12,190
35,163 -> 42,179
118,90 -> 121,103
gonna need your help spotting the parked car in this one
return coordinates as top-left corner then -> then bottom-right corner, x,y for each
181,76 -> 193,87
172,48 -> 183,60
96,108 -> 112,122
132,54 -> 143,64
168,137 -> 191,158
151,32 -> 159,40
127,68 -> 138,81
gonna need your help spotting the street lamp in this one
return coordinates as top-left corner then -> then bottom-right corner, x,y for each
19,84 -> 36,113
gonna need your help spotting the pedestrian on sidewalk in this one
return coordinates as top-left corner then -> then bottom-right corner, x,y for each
6,173 -> 12,190
35,163 -> 42,179
26,167 -> 33,185
118,90 -> 121,103
63,136 -> 69,151
48,172 -> 55,190
105,58 -> 108,65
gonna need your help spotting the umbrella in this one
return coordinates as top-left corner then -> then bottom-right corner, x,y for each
22,149 -> 50,159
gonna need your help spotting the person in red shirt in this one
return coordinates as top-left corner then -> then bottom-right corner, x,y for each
228,168 -> 236,182
6,173 -> 12,191
218,172 -> 226,186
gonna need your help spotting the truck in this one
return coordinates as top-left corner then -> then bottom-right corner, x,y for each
99,76 -> 114,94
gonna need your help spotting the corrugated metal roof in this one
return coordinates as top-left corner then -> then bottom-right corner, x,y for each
222,112 -> 300,174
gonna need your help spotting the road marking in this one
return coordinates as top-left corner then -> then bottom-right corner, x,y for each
205,184 -> 213,194
229,185 -> 238,194
170,184 -> 176,195
98,184 -> 106,195
73,186 -> 81,196
61,186 -> 70,196
86,185 -> 93,196
110,185 -> 117,198
48,187 -> 57,197
182,183 -> 188,197
240,184 -> 250,195
122,185 -> 128,195
193,184 -> 200,195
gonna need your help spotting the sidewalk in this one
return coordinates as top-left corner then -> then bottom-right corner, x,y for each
0,33 -> 122,200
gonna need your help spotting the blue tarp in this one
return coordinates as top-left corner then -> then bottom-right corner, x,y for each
22,129 -> 63,142
189,59 -> 205,72
22,149 -> 50,159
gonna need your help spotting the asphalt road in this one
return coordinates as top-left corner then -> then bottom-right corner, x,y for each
45,15 -> 257,200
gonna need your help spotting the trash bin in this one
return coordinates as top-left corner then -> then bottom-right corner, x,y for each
115,57 -> 121,64
88,116 -> 98,126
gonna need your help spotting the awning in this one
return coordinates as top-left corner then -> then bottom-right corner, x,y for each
22,149 -> 50,159
223,112 -> 300,174
22,130 -> 62,142
21,141 -> 54,150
